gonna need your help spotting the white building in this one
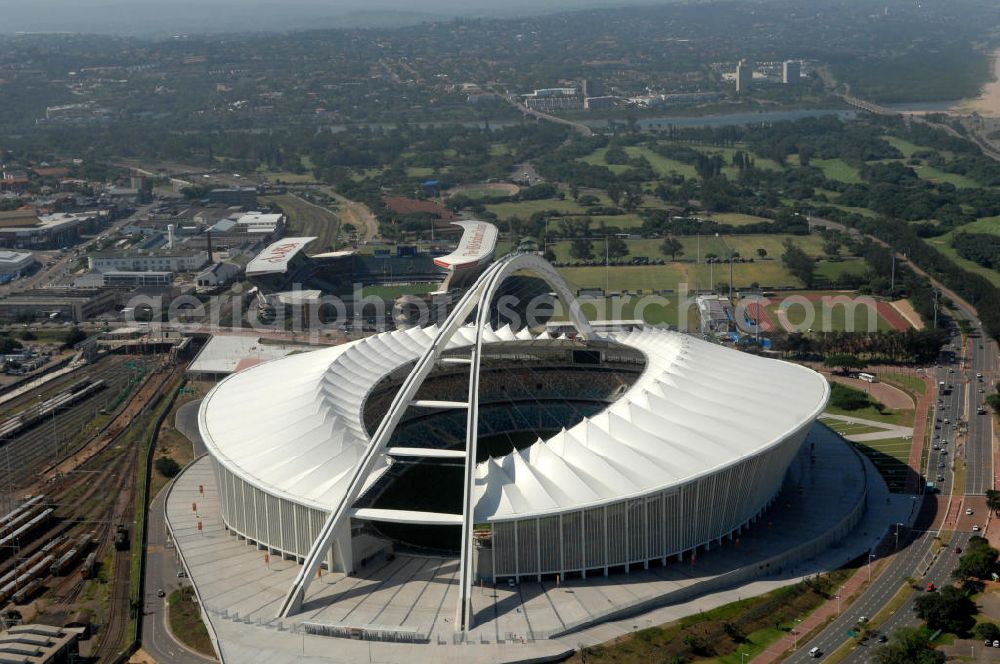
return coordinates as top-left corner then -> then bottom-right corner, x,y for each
235,212 -> 285,234
0,250 -> 37,281
88,249 -> 208,273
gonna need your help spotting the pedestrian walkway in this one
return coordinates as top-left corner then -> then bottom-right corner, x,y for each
753,563 -> 870,664
907,375 -> 936,494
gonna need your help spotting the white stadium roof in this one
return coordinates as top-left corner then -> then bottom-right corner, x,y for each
200,326 -> 828,523
245,236 -> 317,276
432,220 -> 498,271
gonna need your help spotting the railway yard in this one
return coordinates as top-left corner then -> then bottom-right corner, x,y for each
0,348 -> 185,661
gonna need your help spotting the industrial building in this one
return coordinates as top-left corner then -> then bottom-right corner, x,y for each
0,288 -> 117,322
0,210 -> 103,249
88,248 -> 208,273
0,624 -> 84,664
0,250 -> 37,283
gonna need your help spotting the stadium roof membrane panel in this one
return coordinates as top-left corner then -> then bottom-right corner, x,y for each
199,325 -> 828,522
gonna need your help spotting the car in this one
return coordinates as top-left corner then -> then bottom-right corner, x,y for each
956,546 -> 963,554
507,578 -> 517,587
941,450 -> 948,456
877,634 -> 888,643
926,582 -> 936,592
937,475 -> 945,482
967,508 -> 974,515
857,616 -> 868,624
939,462 -> 946,468
156,588 -> 165,597
973,525 -> 981,532
995,640 -> 1000,648
933,445 -> 940,450
809,646 -> 822,658
986,638 -> 992,646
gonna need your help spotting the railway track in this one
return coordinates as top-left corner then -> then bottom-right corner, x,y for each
0,355 -> 178,661
0,356 -> 156,507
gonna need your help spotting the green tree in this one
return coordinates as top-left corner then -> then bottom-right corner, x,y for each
606,236 -> 629,259
570,238 -> 595,260
63,326 -> 87,348
952,536 -> 999,581
756,248 -> 767,259
913,586 -> 976,634
660,237 -> 684,261
155,457 -> 181,478
781,239 -> 815,287
986,489 -> 1000,517
974,622 -> 1000,642
873,628 -> 945,664
823,354 -> 865,374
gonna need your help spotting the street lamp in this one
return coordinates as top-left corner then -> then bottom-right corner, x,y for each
835,594 -> 841,616
793,618 -> 802,650
741,652 -> 749,664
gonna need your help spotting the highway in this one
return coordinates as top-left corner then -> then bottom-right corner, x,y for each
787,293 -> 998,661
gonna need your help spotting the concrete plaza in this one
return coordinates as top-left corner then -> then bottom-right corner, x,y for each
166,424 -> 914,663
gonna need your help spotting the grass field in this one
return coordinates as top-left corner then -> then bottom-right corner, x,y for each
913,164 -> 979,189
811,158 -> 863,184
261,194 -> 341,251
767,295 -> 897,332
485,198 -> 588,219
925,234 -> 1000,288
853,436 -> 913,492
361,283 -> 440,299
567,570 -> 854,664
709,212 -> 773,226
624,146 -> 697,178
814,258 -> 868,281
820,419 -> 886,436
168,586 -> 215,656
948,215 -> 1000,236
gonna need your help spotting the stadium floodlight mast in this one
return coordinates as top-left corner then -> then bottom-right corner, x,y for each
275,251 -> 595,634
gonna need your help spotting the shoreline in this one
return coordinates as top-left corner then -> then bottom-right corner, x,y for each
950,47 -> 1000,117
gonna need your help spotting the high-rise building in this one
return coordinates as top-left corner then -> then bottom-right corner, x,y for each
736,59 -> 753,94
783,60 -> 801,85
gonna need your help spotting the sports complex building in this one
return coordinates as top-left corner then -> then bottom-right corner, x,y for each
197,249 -> 832,633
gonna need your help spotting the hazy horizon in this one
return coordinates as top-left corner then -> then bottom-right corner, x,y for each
0,0 -> 668,36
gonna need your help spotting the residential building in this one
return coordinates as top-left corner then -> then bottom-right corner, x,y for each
783,60 -> 801,84
736,60 -> 753,94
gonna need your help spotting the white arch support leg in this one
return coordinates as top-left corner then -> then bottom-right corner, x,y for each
276,251 -> 595,625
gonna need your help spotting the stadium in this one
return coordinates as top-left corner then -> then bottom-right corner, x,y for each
197,250 -> 831,632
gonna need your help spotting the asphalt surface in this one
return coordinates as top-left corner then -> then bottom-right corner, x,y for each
789,298 -> 998,662
141,399 -> 215,664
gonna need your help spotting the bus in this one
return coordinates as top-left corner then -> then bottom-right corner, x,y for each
858,372 -> 878,383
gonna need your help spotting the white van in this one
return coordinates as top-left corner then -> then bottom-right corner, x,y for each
809,646 -> 822,658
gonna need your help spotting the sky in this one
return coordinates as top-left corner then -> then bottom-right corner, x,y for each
0,0 -> 658,35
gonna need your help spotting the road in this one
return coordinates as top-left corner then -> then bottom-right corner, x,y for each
787,289 -> 998,661
141,399 -> 215,664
